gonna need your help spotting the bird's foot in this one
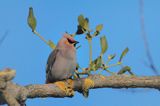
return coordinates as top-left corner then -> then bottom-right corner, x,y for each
54,80 -> 74,97
65,79 -> 74,97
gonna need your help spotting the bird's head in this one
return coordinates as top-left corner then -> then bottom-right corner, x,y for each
58,33 -> 79,50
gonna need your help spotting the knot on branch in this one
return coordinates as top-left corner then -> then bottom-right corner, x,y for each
0,68 -> 16,82
0,68 -> 16,90
0,68 -> 24,106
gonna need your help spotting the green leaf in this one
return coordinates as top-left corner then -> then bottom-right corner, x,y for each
89,63 -> 95,71
76,15 -> 86,34
108,54 -> 116,60
77,15 -> 89,33
48,40 -> 56,49
117,66 -> 134,75
83,19 -> 89,31
27,7 -> 37,32
96,24 -> 103,32
100,36 -> 108,54
93,24 -> 103,36
119,47 -> 129,62
90,56 -> 102,71
78,15 -> 85,26
95,56 -> 102,69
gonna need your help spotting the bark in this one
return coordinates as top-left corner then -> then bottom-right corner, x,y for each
0,69 -> 160,106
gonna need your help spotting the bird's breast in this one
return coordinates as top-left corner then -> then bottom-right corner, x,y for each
50,49 -> 76,81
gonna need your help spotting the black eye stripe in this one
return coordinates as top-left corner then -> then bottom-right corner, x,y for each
67,38 -> 74,44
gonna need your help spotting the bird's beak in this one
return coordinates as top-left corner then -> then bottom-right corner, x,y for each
73,41 -> 79,47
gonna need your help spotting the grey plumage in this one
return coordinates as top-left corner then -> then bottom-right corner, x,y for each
46,34 -> 78,83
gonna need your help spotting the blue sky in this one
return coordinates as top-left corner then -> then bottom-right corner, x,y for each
0,0 -> 160,106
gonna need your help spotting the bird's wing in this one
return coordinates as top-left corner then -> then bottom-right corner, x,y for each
46,48 -> 59,83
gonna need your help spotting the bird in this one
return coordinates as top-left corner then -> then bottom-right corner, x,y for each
46,33 -> 79,83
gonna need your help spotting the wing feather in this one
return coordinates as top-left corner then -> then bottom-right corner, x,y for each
46,48 -> 59,83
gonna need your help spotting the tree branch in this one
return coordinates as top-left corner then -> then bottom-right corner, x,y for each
0,69 -> 160,106
2,90 -> 20,106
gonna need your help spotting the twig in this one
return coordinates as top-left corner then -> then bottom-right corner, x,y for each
139,0 -> 158,75
33,30 -> 48,45
88,39 -> 92,64
0,31 -> 9,47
